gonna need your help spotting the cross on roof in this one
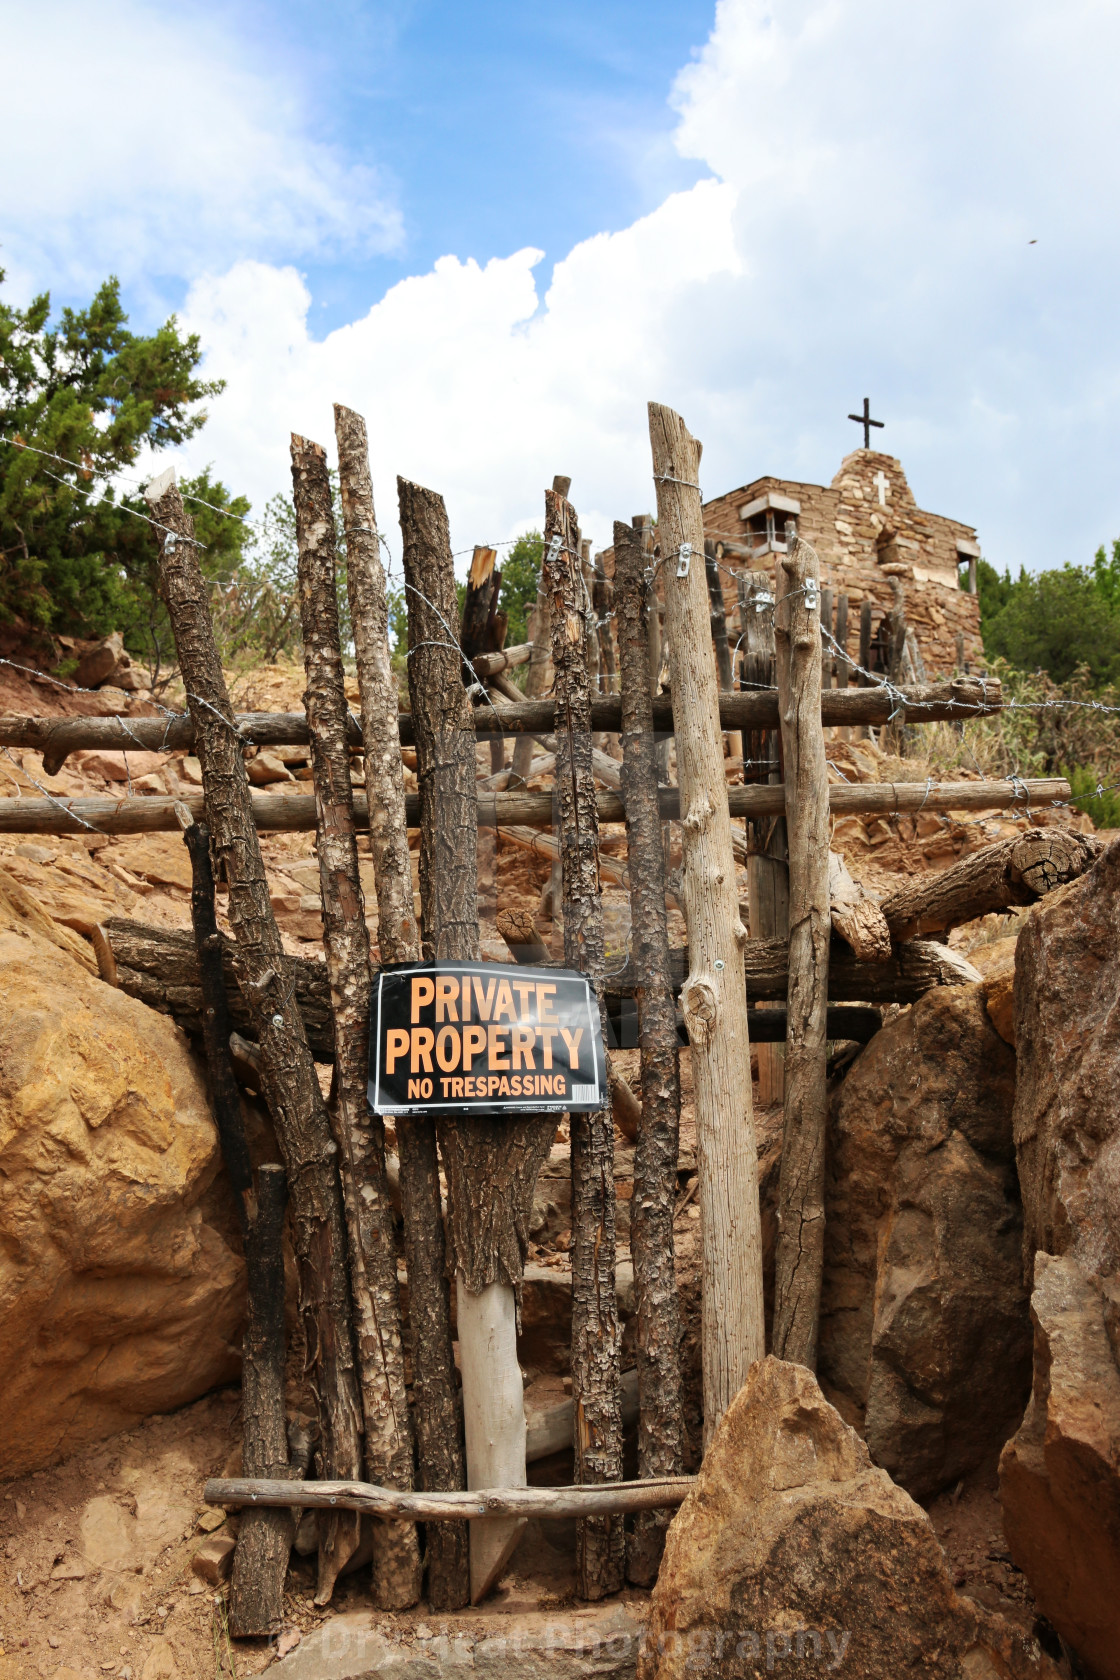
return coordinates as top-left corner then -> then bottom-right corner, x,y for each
848,397 -> 884,450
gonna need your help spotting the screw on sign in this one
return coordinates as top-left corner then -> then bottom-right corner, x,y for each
369,962 -> 607,1117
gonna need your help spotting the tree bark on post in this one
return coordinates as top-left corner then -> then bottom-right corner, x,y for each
771,533 -> 831,1369
613,519 -> 685,1586
146,469 -> 362,1605
291,433 -> 420,1610
229,1164 -> 292,1638
400,478 -> 555,1607
179,814 -> 253,1228
334,410 -> 463,1607
333,404 -> 419,962
510,484 -> 568,786
647,403 -> 766,1442
543,485 -> 625,1599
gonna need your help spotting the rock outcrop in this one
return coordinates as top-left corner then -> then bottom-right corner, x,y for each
1013,837 -> 1120,1279
820,983 -> 1031,1498
639,1357 -> 1057,1680
0,923 -> 245,1476
1000,1253 -> 1120,1680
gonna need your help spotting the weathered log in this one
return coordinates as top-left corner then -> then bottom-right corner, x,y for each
229,1165 -> 292,1638
649,401 -> 765,1444
0,676 -> 1005,773
459,546 -> 500,675
828,852 -> 892,963
880,828 -> 1100,941
146,468 -> 363,1606
334,404 -> 419,961
103,919 -> 335,1056
742,573 -> 788,1104
103,915 -> 982,1035
509,497 -> 559,786
472,642 -> 531,677
614,518 -> 685,1586
771,536 -> 831,1371
543,485 -> 625,1600
292,434 -> 419,1610
206,1474 -> 695,1522
179,814 -> 253,1222
336,409 -> 450,1612
397,478 -> 474,1611
1,771 -> 1066,837
404,480 -> 558,1605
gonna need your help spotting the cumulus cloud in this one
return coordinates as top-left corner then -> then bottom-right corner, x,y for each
1,0 -> 400,306
173,0 -> 1120,572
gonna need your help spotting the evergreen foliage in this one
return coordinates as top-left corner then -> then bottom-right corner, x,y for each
0,271 -> 231,639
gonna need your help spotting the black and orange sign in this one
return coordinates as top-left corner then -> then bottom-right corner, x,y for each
369,961 -> 606,1117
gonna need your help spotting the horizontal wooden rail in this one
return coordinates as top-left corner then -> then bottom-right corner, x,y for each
0,678 -> 1000,771
205,1474 -> 695,1522
0,775 -> 1068,837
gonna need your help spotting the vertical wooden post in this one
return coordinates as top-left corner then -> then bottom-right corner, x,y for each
593,563 -> 616,695
771,533 -> 831,1370
742,577 -> 788,1106
229,1165 -> 292,1637
647,403 -> 765,1441
706,541 -> 741,768
400,477 -> 555,1606
180,810 -> 289,1636
333,405 -> 461,1612
859,598 -> 873,683
613,519 -> 685,1587
510,477 -> 567,786
834,594 -> 850,689
146,469 -> 363,1606
542,484 -> 625,1599
820,586 -> 834,693
291,434 -> 420,1610
333,406 -> 418,961
833,593 -> 850,742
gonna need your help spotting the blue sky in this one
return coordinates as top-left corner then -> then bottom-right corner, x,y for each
222,0 -> 715,332
5,0 -> 1120,579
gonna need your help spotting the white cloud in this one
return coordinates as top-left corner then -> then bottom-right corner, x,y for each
175,178 -> 742,563
1,0 -> 400,306
168,0 -> 1120,574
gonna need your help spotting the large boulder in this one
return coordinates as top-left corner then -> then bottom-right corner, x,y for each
0,922 -> 245,1476
639,1357 -> 1057,1680
820,984 -> 1030,1498
1000,1253 -> 1120,1680
1013,838 -> 1120,1277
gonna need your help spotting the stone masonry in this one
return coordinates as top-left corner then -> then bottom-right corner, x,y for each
701,449 -> 983,676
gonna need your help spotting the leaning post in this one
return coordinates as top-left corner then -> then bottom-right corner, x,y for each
291,433 -> 421,1609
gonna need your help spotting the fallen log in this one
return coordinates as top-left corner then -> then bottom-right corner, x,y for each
206,1475 -> 695,1522
880,828 -> 1099,940
829,852 -> 892,963
0,676 -> 1003,771
101,919 -> 981,1035
0,776 -> 1069,837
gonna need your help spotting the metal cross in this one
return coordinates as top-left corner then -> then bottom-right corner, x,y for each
848,397 -> 884,449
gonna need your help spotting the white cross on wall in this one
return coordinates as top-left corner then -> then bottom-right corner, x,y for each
873,470 -> 890,507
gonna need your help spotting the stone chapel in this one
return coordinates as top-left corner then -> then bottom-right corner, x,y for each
701,449 -> 983,674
